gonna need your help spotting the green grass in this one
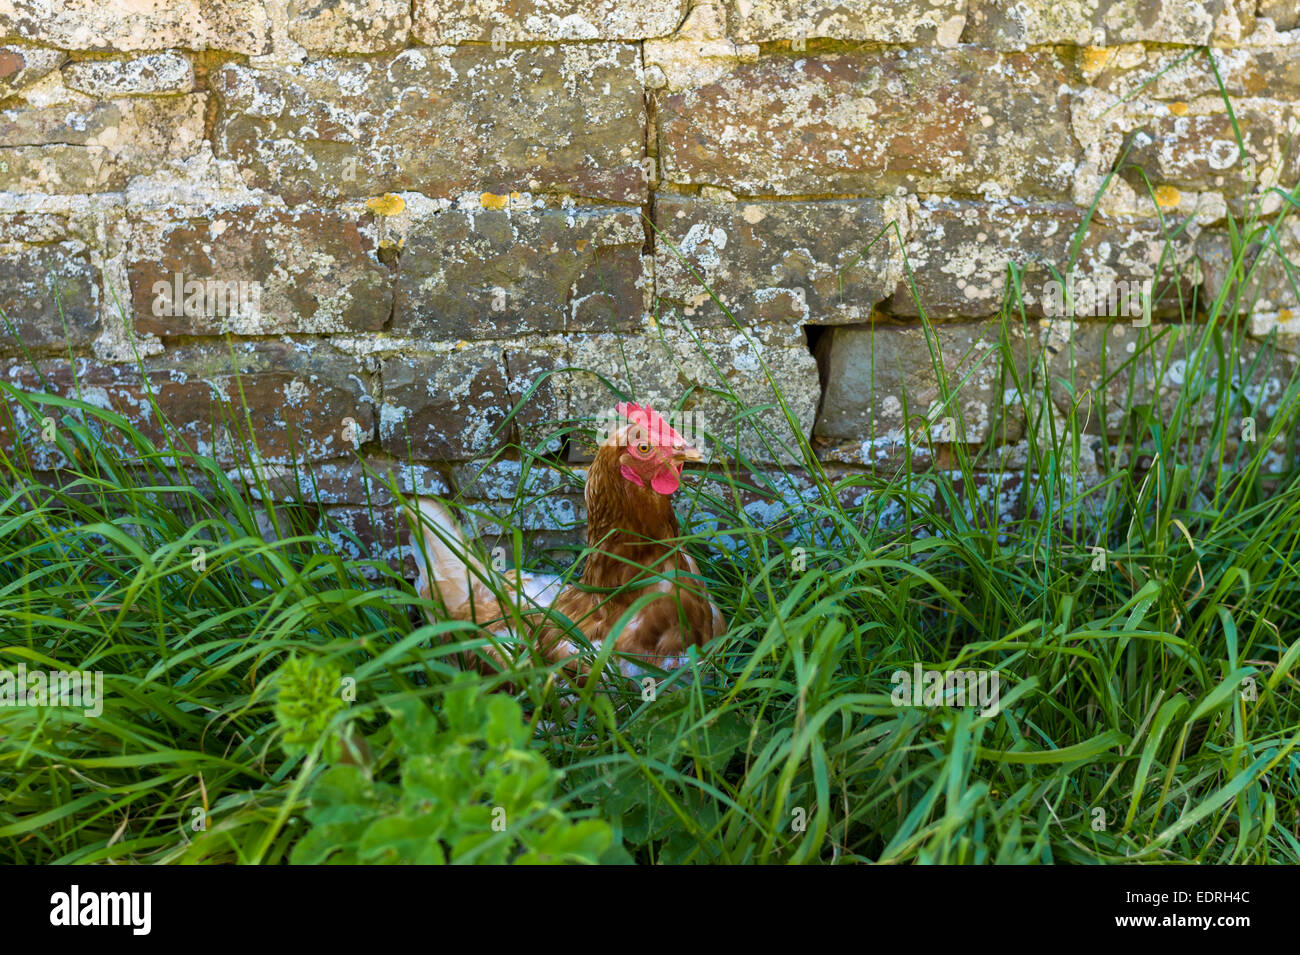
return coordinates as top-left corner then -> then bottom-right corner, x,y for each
3,162 -> 1300,864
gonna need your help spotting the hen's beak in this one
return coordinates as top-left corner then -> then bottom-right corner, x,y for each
672,444 -> 704,464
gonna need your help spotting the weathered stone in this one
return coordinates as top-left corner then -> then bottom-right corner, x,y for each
61,51 -> 193,96
1216,0 -> 1257,41
148,340 -> 377,466
317,504 -> 405,569
944,469 -> 1029,529
0,0 -> 271,54
392,198 -> 646,338
812,429 -> 936,470
380,345 -> 517,460
1259,0 -> 1299,31
658,48 -> 1079,199
1045,322 -> 1166,436
725,0 -> 968,45
0,95 -> 203,149
451,458 -> 576,499
413,0 -> 685,43
965,0 -> 1225,47
693,465 -> 821,520
1,0 -> 1292,552
1069,83 -> 1291,221
1043,321 -> 1299,437
0,238 -> 99,349
894,200 -> 1069,318
0,145 -> 128,193
288,0 -> 411,52
0,44 -> 65,97
504,346 -> 564,454
1121,107 -> 1282,198
643,5 -> 762,94
1083,45 -> 1300,102
0,211 -> 70,244
129,207 -> 392,337
654,193 -> 904,327
453,461 -> 585,536
228,458 -> 450,506
0,359 -> 200,470
0,95 -> 206,191
814,321 -> 1035,445
564,327 -> 820,463
1,342 -> 379,467
892,199 -> 1201,319
1198,220 -> 1300,322
212,45 -> 646,205
0,4 -> 244,56
18,465 -> 221,510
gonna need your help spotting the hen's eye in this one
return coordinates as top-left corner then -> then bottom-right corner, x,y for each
635,442 -> 651,456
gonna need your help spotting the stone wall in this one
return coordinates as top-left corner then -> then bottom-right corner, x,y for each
1,1 -> 1299,564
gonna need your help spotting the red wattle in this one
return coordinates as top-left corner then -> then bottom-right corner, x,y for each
650,467 -> 680,495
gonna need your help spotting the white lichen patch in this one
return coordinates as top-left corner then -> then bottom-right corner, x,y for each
727,0 -> 967,45
61,51 -> 193,97
413,0 -> 683,44
124,146 -> 283,223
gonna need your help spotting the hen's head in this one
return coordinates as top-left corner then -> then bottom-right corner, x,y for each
601,402 -> 702,496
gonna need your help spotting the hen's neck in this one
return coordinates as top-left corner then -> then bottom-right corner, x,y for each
582,447 -> 681,584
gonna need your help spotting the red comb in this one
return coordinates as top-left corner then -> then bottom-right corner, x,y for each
614,402 -> 686,447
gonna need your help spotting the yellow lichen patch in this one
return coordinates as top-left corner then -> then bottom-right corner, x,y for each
1080,46 -> 1111,73
1280,309 -> 1294,323
1154,185 -> 1181,209
1167,101 -> 1189,116
365,193 -> 405,216
576,238 -> 588,251
480,192 -> 509,210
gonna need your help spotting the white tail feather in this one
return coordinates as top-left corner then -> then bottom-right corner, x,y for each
406,497 -> 489,610
406,496 -> 566,623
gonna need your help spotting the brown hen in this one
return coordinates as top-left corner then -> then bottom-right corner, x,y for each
407,403 -> 726,680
